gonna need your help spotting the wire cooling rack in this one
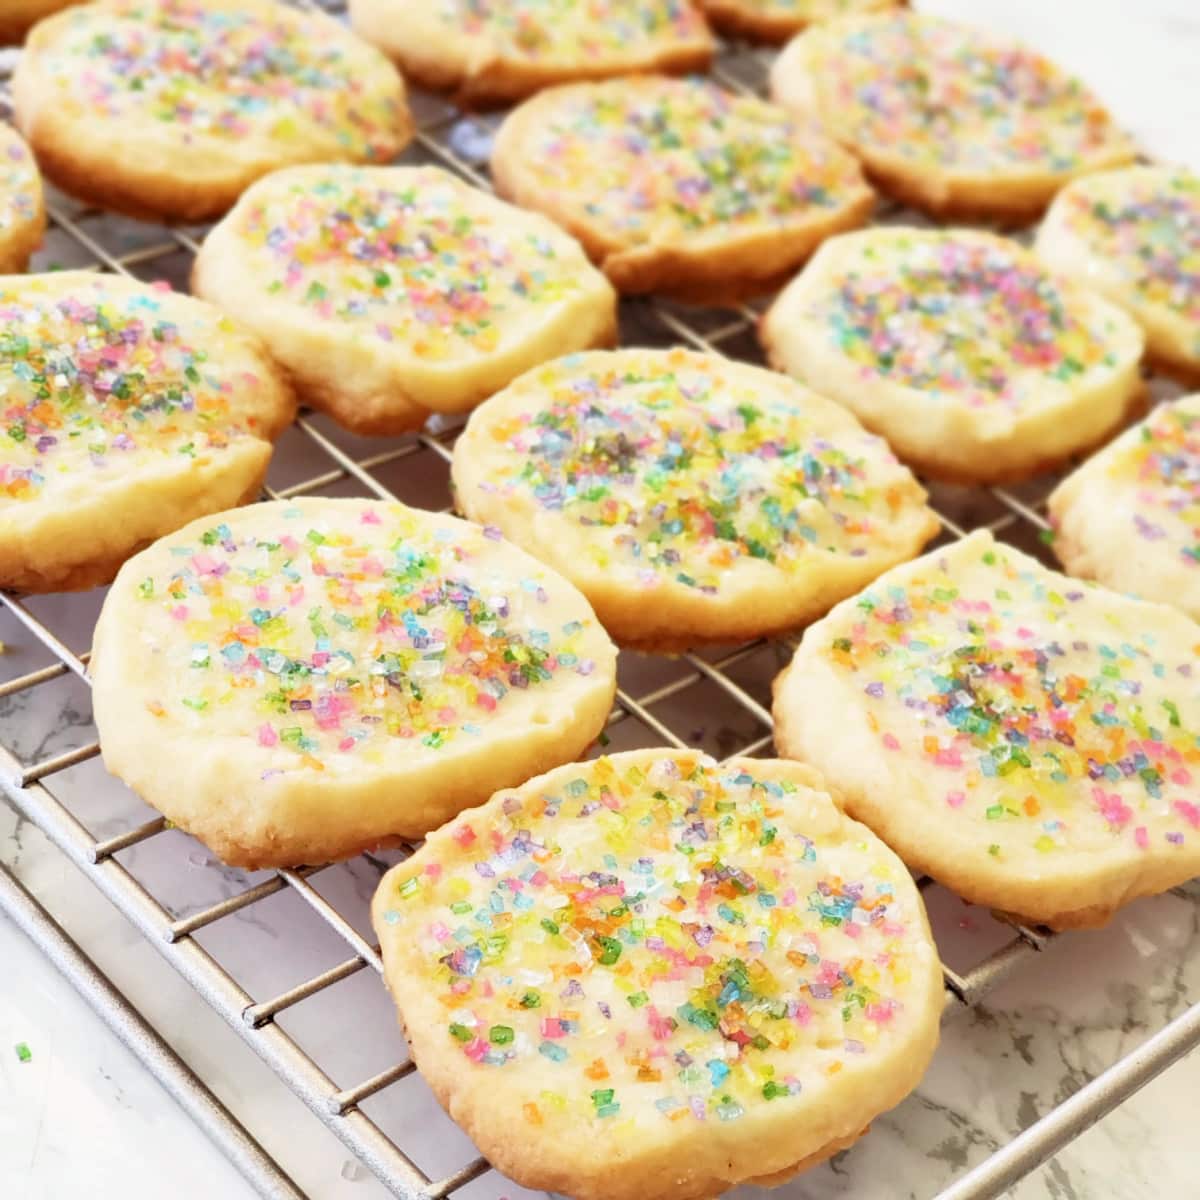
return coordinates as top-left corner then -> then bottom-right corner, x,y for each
2,10 -> 1200,1200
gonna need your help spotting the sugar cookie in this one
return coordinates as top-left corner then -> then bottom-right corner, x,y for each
452,348 -> 938,650
348,0 -> 714,107
0,0 -> 78,46
1048,395 -> 1200,621
761,228 -> 1145,483
12,0 -> 412,223
373,748 -> 942,1200
192,165 -> 618,436
91,499 -> 618,868
492,76 -> 874,300
0,123 -> 44,272
0,271 -> 293,593
697,0 -> 901,44
1036,166 -> 1200,384
774,531 -> 1200,929
770,11 -> 1136,223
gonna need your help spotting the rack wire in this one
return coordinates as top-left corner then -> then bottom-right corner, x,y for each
1,11 -> 1198,1200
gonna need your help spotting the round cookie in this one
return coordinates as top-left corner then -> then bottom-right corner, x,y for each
491,75 -> 874,301
12,0 -> 412,223
0,271 -> 294,593
372,748 -> 943,1200
192,165 -> 618,436
1036,166 -> 1200,384
348,0 -> 714,108
0,0 -> 78,46
0,123 -> 45,272
697,0 -> 902,45
774,530 -> 1200,930
452,348 -> 938,650
1048,395 -> 1200,621
769,11 -> 1137,223
91,498 -> 618,868
760,227 -> 1146,483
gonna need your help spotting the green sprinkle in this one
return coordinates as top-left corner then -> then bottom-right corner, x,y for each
1038,528 -> 1057,545
449,1023 -> 471,1043
627,991 -> 649,1008
14,1042 -> 31,1063
137,578 -> 154,599
396,877 -> 420,898
540,918 -> 560,935
519,991 -> 541,1009
988,844 -> 1001,857
488,1025 -> 514,1045
595,936 -> 622,966
762,1081 -> 786,1100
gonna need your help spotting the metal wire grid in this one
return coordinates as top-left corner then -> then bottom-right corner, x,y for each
0,14 -> 1198,1200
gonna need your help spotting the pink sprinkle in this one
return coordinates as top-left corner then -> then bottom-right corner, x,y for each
338,737 -> 356,752
792,1003 -> 812,1027
935,749 -> 963,767
1135,826 -> 1150,849
190,553 -> 220,575
463,1038 -> 487,1062
946,791 -> 965,809
257,724 -> 278,748
1093,787 -> 1133,829
882,733 -> 901,751
475,693 -> 497,712
253,585 -> 270,603
279,535 -> 300,553
843,922 -> 862,939
361,510 -> 382,524
430,922 -> 449,942
1173,800 -> 1200,829
312,652 -> 329,667
540,1018 -> 565,1039
437,706 -> 456,722
452,825 -> 477,847
865,1001 -> 894,1024
170,605 -> 189,621
1171,768 -> 1192,786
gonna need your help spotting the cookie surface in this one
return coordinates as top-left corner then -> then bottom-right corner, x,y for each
192,165 -> 618,435
92,498 -> 618,867
373,748 -> 942,1200
12,0 -> 412,222
492,75 -> 874,300
0,271 -> 293,593
698,0 -> 900,43
770,11 -> 1136,222
774,531 -> 1200,929
1035,166 -> 1200,383
452,348 -> 938,649
761,227 -> 1145,483
348,0 -> 713,106
1049,395 -> 1200,620
0,123 -> 44,272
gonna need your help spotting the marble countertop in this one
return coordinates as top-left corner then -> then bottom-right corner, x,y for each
3,2 -> 1200,1199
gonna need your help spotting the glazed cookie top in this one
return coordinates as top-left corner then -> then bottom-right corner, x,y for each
453,349 -> 936,597
773,11 -> 1131,176
425,0 -> 708,64
374,749 -> 942,1132
785,532 -> 1200,862
0,272 -> 289,505
112,499 -> 615,778
1055,396 -> 1200,568
21,0 -> 406,162
496,76 -> 869,244
205,165 -> 612,367
1037,167 -> 1200,329
770,228 -> 1141,412
0,124 -> 40,240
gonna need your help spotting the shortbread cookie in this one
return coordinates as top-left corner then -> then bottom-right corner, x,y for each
1036,166 -> 1200,383
761,228 -> 1145,483
0,124 -> 44,272
12,0 -> 412,222
1049,395 -> 1200,620
0,0 -> 78,46
373,748 -> 943,1200
492,76 -> 874,300
452,348 -> 938,649
698,0 -> 901,44
91,499 -> 617,868
774,531 -> 1200,929
193,165 -> 618,436
770,11 -> 1136,223
0,271 -> 294,593
349,0 -> 714,107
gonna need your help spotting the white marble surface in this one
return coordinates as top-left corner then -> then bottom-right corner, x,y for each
3,3 -> 1200,1200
